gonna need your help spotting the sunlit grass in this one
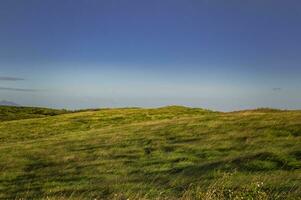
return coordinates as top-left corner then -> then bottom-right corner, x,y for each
0,106 -> 300,199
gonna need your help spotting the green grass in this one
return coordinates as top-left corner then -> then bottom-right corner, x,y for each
0,106 -> 300,199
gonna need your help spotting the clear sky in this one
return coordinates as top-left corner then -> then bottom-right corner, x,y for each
1,0 -> 301,111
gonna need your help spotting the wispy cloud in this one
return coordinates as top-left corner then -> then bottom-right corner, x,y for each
272,88 -> 282,91
0,76 -> 24,81
0,87 -> 37,92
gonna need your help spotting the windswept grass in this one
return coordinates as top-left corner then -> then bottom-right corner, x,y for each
0,106 -> 300,199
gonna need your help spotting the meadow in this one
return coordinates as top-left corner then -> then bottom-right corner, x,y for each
0,106 -> 300,199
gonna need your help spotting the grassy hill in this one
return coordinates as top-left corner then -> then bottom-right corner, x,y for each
0,106 -> 300,199
0,106 -> 70,122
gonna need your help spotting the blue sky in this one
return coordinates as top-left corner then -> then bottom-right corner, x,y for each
0,0 -> 301,111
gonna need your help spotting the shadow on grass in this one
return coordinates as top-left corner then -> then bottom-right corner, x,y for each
159,152 -> 301,178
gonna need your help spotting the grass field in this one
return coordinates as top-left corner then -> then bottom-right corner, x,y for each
0,106 -> 300,199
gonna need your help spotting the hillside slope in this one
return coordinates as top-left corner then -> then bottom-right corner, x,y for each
0,106 -> 70,122
0,106 -> 300,199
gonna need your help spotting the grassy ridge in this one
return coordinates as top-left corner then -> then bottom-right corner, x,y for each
0,106 -> 70,122
0,106 -> 300,199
